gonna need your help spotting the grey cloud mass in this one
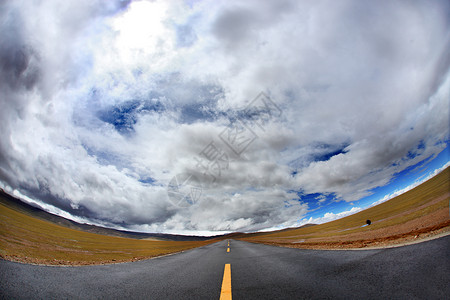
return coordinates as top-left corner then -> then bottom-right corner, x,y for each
0,0 -> 448,234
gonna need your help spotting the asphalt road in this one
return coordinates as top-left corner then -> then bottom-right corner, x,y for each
1,236 -> 449,299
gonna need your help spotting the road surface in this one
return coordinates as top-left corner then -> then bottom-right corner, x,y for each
1,236 -> 449,299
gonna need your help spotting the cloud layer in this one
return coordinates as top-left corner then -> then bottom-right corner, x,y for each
0,0 -> 449,234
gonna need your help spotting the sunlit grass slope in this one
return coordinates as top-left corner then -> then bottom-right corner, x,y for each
0,168 -> 448,264
0,203 -> 214,265
243,167 -> 449,243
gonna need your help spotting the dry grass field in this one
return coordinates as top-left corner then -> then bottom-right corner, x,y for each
240,167 -> 450,249
0,202 -> 215,265
0,168 -> 448,265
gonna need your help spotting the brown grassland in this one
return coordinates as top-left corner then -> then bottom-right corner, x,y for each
0,167 -> 448,265
0,203 -> 216,265
240,167 -> 450,249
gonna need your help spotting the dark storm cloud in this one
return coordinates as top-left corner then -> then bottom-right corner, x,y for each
211,0 -> 294,50
0,5 -> 41,188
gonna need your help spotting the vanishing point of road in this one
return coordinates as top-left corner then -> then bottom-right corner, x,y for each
1,236 -> 449,299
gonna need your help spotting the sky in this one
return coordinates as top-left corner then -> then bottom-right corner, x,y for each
0,0 -> 449,235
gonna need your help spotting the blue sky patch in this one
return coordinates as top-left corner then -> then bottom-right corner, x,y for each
97,98 -> 165,134
138,177 -> 156,185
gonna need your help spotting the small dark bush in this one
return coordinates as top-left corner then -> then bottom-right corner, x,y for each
366,220 -> 371,225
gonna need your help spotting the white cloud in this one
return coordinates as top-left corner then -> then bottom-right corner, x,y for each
299,207 -> 364,227
369,161 -> 450,208
0,0 -> 448,234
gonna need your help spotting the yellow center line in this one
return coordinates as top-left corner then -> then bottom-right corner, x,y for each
219,264 -> 232,300
227,247 -> 230,252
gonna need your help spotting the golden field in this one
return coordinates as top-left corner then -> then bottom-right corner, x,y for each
0,167 -> 448,265
240,167 -> 450,249
0,201 -> 215,265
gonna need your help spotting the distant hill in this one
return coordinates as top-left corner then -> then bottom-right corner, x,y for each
0,189 -> 212,241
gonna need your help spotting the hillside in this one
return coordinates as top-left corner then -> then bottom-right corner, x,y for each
0,192 -> 217,265
0,189 -> 212,241
0,167 -> 448,265
240,167 -> 450,249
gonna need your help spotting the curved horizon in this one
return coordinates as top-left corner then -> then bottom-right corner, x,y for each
0,0 -> 449,235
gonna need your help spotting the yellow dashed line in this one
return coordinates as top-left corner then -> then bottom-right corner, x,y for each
227,247 -> 230,253
219,264 -> 232,300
